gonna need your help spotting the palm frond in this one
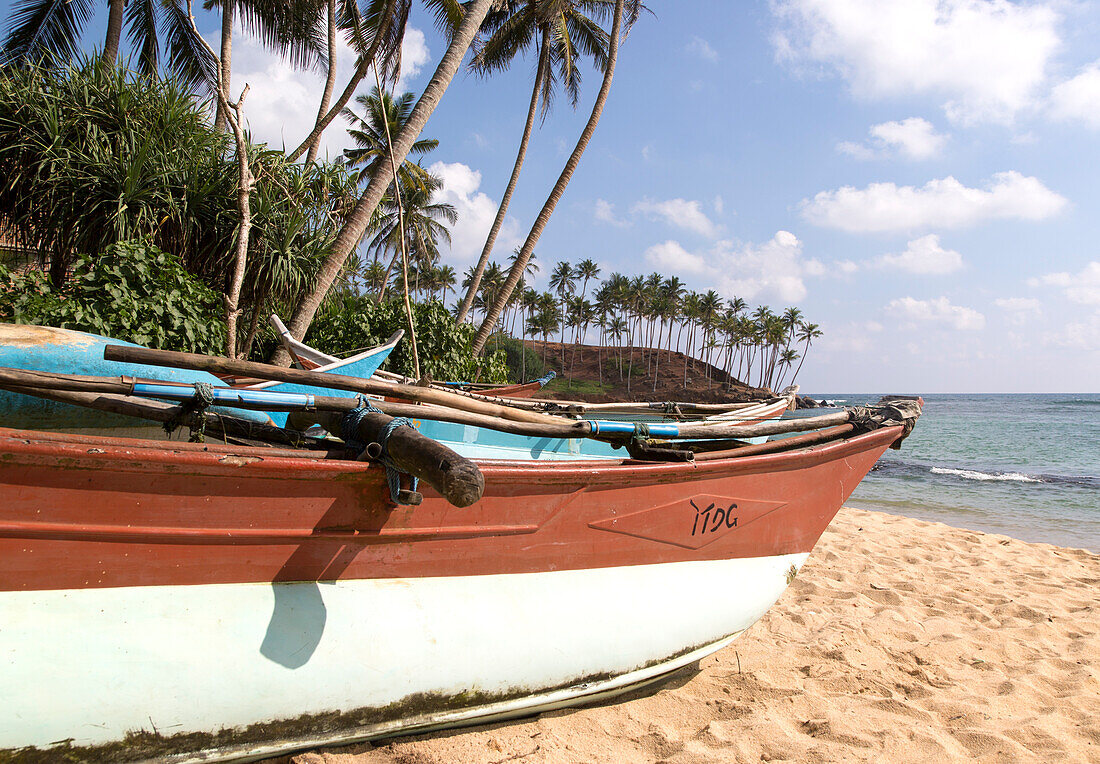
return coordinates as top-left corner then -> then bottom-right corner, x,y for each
160,0 -> 219,94
1,0 -> 96,66
126,0 -> 161,77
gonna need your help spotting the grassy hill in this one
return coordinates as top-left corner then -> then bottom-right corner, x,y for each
521,341 -> 772,403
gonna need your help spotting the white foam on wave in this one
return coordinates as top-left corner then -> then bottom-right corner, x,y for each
931,467 -> 1041,483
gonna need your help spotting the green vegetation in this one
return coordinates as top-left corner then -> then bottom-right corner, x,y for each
286,296 -> 508,384
0,1 -> 824,394
0,239 -> 225,353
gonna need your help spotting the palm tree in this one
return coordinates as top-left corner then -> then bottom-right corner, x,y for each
342,86 -> 439,190
276,0 -> 496,366
454,0 -> 617,324
367,181 -> 456,301
548,260 -> 575,366
1,0 -> 322,112
435,264 -> 456,303
790,322 -> 822,386
472,0 -> 639,355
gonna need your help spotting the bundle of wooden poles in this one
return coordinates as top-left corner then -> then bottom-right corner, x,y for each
0,346 -> 915,509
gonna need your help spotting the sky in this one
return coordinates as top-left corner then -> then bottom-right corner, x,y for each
5,0 -> 1100,393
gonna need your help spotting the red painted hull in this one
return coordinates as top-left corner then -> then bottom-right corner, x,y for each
0,425 -> 899,593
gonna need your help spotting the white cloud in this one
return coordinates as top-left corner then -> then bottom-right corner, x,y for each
887,296 -> 985,331
1059,315 -> 1100,351
641,144 -> 653,160
773,0 -> 1061,125
872,234 -> 963,274
714,195 -> 724,215
633,197 -> 719,238
839,117 -> 948,160
818,320 -> 884,353
221,24 -> 429,161
1050,60 -> 1100,129
594,199 -> 629,227
801,171 -> 1068,233
428,161 -> 521,264
644,231 -> 823,302
687,36 -> 719,62
645,240 -> 708,275
1030,261 -> 1100,306
994,297 -> 1042,326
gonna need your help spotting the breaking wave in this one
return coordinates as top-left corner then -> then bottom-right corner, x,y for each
931,467 -> 1041,483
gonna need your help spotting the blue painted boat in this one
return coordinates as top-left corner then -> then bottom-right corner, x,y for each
0,323 -> 273,430
247,324 -> 404,428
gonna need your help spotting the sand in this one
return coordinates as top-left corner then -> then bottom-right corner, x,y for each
277,507 -> 1100,763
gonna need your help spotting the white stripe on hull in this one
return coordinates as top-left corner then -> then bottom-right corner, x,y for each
0,553 -> 808,759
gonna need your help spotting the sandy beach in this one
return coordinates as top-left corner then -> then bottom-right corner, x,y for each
277,507 -> 1100,763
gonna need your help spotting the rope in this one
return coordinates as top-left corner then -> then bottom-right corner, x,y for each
340,398 -> 419,505
162,382 -> 217,442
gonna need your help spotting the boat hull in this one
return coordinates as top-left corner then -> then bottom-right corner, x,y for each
0,424 -> 898,761
0,324 -> 272,430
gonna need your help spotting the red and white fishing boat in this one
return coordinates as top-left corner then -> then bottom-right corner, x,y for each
0,401 -> 917,762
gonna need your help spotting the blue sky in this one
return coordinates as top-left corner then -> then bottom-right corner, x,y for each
5,0 -> 1100,392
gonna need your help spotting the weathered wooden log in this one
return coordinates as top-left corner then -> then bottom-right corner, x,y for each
312,411 -> 484,508
103,345 -> 566,427
0,383 -> 332,450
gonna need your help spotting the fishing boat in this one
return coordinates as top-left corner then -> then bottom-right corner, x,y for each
270,313 -> 553,399
0,323 -> 273,431
225,317 -> 402,428
0,355 -> 922,763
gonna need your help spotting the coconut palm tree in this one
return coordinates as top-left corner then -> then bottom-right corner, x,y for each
1,0 -> 323,109
472,0 -> 639,355
548,260 -> 575,362
275,0 -> 495,366
342,86 -> 439,190
454,0 -> 619,324
790,321 -> 822,386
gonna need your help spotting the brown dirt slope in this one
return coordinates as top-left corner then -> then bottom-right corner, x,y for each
524,341 -> 772,404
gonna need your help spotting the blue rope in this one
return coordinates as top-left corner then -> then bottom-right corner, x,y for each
340,398 -> 419,505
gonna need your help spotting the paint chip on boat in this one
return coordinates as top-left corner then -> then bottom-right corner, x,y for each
219,455 -> 263,466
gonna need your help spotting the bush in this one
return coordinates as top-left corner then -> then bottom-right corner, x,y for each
0,239 -> 225,353
493,334 -> 546,383
296,294 -> 509,383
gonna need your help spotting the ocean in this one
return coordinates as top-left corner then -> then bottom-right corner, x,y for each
811,393 -> 1100,553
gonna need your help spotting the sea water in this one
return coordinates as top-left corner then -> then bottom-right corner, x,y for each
810,394 -> 1100,552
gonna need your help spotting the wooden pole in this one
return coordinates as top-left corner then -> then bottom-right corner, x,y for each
103,345 -> 571,427
313,411 -> 483,507
0,383 -> 330,450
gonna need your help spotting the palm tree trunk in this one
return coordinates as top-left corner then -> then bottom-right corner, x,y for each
275,0 -> 494,365
791,340 -> 810,385
102,0 -> 125,65
214,0 -> 235,132
472,0 -> 625,355
305,0 -> 339,164
455,35 -> 549,324
286,0 -> 399,162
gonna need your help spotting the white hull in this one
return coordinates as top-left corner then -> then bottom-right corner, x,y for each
1,553 -> 807,761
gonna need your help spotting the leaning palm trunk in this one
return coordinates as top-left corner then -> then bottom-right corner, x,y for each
472,0 -> 626,355
304,0 -> 339,165
274,0 -> 495,366
286,0 -> 399,162
455,35 -> 549,324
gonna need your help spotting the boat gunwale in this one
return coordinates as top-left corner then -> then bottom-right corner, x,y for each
0,424 -> 901,486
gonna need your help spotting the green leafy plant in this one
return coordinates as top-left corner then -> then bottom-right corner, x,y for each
292,294 -> 508,383
0,240 -> 225,353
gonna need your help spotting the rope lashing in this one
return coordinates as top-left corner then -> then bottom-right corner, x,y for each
339,398 -> 419,505
162,381 -> 217,442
